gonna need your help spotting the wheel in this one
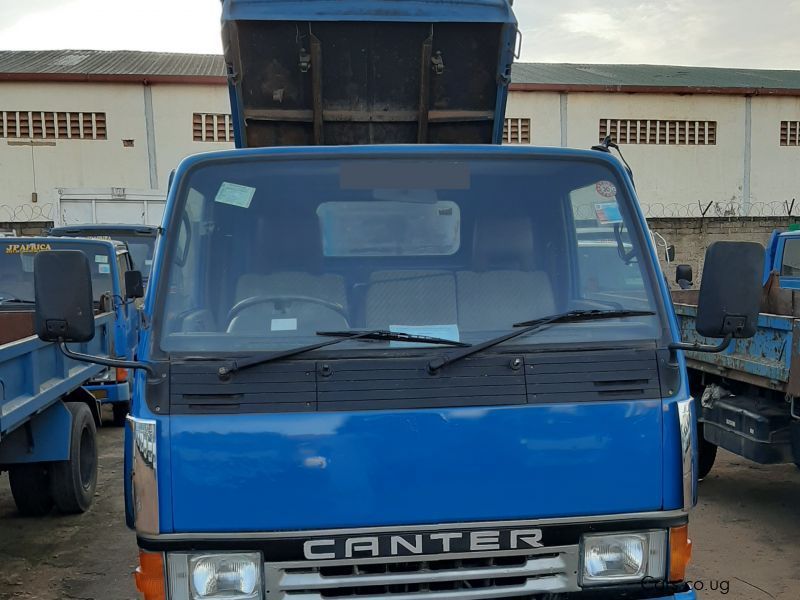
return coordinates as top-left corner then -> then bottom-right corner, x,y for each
111,402 -> 129,427
8,464 -> 54,517
697,422 -> 718,480
50,402 -> 98,514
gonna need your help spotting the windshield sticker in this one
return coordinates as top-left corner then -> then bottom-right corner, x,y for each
595,180 -> 618,198
389,324 -> 460,348
215,182 -> 256,209
4,242 -> 51,255
98,264 -> 111,274
145,259 -> 153,266
271,318 -> 298,332
95,255 -> 108,263
595,202 -> 624,225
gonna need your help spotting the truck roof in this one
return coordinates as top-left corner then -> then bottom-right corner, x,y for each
222,0 -> 516,22
48,224 -> 158,237
221,0 -> 518,147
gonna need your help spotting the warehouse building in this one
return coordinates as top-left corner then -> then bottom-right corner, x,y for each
1,50 -> 800,232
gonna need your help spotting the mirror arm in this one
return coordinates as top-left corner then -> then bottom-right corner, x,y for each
58,342 -> 156,377
668,334 -> 733,354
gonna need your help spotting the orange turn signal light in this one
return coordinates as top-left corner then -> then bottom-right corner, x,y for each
117,367 -> 129,382
669,524 -> 692,582
134,550 -> 166,600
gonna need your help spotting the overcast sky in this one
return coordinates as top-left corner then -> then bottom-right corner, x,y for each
1,0 -> 799,69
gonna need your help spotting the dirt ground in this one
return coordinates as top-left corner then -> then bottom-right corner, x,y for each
0,429 -> 799,600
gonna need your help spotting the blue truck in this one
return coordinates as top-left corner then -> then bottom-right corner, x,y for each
27,2 -> 766,599
1,237 -> 142,426
48,224 -> 160,286
674,229 -> 800,477
0,237 -> 148,516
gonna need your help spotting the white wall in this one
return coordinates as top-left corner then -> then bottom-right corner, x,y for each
506,91 -> 749,217
2,79 -> 800,224
750,95 -> 800,210
0,81 -> 150,221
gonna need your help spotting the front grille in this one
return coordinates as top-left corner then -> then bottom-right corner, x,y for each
265,547 -> 580,600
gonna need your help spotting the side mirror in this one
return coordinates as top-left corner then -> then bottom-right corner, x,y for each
667,245 -> 676,263
695,242 -> 763,339
676,264 -> 693,287
125,270 -> 145,299
34,251 -> 95,343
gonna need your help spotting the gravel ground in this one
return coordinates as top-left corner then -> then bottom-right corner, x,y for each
1,428 -> 798,600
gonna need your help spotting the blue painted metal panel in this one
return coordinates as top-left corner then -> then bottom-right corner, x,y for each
222,0 -> 516,23
0,313 -> 113,441
0,401 -> 72,463
674,303 -> 794,386
167,401 -> 664,532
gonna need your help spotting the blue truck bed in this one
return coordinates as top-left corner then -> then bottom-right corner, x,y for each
674,302 -> 800,394
0,313 -> 112,441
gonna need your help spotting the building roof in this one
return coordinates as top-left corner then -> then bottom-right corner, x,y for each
511,63 -> 800,95
0,50 -> 226,84
1,49 -> 800,95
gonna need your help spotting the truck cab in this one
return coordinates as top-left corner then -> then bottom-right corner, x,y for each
0,237 -> 141,425
48,224 -> 159,287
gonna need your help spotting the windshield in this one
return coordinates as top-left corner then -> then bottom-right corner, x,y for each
51,230 -> 156,277
0,241 -> 116,304
159,156 -> 663,353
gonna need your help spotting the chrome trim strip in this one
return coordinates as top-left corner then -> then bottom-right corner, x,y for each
677,398 -> 696,512
139,509 -> 687,542
127,415 -> 159,535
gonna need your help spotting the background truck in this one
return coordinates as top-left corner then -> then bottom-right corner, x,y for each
674,229 -> 800,477
30,2 -> 766,600
1,237 -> 142,426
48,224 -> 159,287
0,305 -> 113,516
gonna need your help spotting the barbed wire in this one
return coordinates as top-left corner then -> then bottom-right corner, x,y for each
0,203 -> 55,223
2,200 -> 799,223
642,200 -> 800,219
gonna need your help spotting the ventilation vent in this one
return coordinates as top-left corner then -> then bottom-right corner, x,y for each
526,350 -> 660,403
0,111 -> 107,140
600,119 -> 717,146
193,113 -> 234,142
503,117 -> 531,144
780,121 -> 800,146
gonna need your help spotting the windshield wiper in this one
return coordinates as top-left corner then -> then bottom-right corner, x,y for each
217,329 -> 469,379
0,298 -> 35,304
317,330 -> 469,347
427,309 -> 656,373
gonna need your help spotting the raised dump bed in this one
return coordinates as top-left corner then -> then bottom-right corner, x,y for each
221,0 -> 518,146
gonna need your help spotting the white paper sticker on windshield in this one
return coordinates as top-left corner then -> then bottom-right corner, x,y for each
389,324 -> 460,348
98,264 -> 111,274
95,255 -> 108,263
271,318 -> 298,332
215,182 -> 256,209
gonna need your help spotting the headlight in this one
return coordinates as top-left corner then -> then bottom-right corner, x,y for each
580,530 -> 666,586
168,553 -> 262,600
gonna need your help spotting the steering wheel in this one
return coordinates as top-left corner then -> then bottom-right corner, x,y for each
225,295 -> 349,329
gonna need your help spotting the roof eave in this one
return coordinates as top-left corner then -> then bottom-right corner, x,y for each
0,72 -> 227,85
509,82 -> 800,96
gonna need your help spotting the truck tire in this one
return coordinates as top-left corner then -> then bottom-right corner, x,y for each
698,423 -> 718,480
50,402 -> 98,514
8,464 -> 54,517
112,402 -> 129,427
